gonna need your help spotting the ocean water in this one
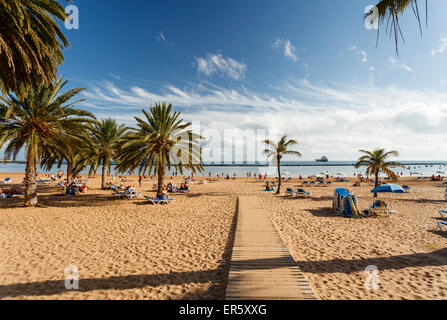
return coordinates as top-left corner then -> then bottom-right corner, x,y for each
1,161 -> 447,178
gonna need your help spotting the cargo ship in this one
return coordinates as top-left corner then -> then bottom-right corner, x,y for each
315,155 -> 328,162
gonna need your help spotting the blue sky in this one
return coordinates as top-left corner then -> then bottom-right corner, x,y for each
57,0 -> 447,161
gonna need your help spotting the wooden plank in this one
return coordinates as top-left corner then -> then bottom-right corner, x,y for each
225,196 -> 317,300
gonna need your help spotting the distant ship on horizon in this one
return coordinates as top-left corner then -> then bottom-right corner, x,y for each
315,155 -> 329,162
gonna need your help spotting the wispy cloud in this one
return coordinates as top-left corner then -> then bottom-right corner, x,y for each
348,46 -> 367,63
432,36 -> 447,56
272,39 -> 298,62
81,78 -> 447,159
195,53 -> 247,80
388,57 -> 413,72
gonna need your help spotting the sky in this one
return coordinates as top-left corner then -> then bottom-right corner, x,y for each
54,0 -> 447,161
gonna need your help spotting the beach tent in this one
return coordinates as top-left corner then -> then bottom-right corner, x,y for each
333,188 -> 359,218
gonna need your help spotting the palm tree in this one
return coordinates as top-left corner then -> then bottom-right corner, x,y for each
355,148 -> 405,197
41,135 -> 92,184
370,0 -> 427,54
116,102 -> 203,198
0,0 -> 71,97
76,119 -> 127,190
0,78 -> 95,206
263,135 -> 302,195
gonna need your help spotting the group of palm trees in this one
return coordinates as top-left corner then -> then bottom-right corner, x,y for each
0,89 -> 201,207
0,0 -> 416,207
264,136 -> 403,197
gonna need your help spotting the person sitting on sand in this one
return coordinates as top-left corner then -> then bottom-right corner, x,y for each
265,182 -> 271,191
79,183 -> 87,193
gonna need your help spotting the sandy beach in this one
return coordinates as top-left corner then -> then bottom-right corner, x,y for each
1,173 -> 447,300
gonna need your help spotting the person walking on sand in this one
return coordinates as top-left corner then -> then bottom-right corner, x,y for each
138,174 -> 143,187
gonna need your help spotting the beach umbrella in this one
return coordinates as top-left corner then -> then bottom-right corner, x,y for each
370,184 -> 406,194
370,184 -> 406,210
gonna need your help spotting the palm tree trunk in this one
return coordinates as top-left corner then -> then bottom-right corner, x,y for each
66,162 -> 73,185
101,157 -> 107,190
374,173 -> 379,198
276,157 -> 281,194
24,152 -> 38,207
157,161 -> 165,198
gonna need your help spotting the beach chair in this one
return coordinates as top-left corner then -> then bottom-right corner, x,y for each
144,196 -> 175,205
368,200 -> 395,215
0,193 -> 13,199
1,178 -> 11,184
112,189 -> 126,198
124,189 -> 142,199
437,221 -> 447,233
296,188 -> 311,198
439,210 -> 447,220
285,188 -> 296,197
326,181 -> 332,186
171,186 -> 190,194
318,181 -> 326,187
402,185 -> 414,192
309,181 -> 316,186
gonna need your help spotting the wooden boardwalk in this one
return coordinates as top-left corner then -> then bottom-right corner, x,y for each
225,196 -> 317,300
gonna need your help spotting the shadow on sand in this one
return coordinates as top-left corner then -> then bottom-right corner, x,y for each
2,247 -> 445,299
0,198 -> 240,300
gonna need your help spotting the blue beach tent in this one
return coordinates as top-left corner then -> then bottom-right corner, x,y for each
333,188 -> 359,218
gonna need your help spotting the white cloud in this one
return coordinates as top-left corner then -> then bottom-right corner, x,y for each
81,79 -> 447,160
432,36 -> 447,56
195,53 -> 247,80
272,39 -> 298,62
388,57 -> 413,72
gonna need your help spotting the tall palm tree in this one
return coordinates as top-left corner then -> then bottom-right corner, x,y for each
0,78 -> 95,206
0,0 -> 71,97
371,0 -> 427,54
263,135 -> 302,195
355,148 -> 405,197
75,118 -> 127,190
116,102 -> 203,198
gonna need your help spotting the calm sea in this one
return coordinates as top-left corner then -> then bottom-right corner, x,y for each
1,161 -> 447,177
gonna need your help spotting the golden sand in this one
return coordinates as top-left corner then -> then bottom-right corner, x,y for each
0,173 -> 446,299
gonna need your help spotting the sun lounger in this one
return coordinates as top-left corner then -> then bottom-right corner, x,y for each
368,200 -> 396,215
171,186 -> 190,193
285,188 -> 296,196
0,193 -> 14,199
437,221 -> 447,233
144,196 -> 175,204
1,178 -> 11,184
296,188 -> 311,198
402,185 -> 414,192
439,210 -> 447,220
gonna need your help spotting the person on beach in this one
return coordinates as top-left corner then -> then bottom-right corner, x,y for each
161,186 -> 169,199
265,182 -> 271,191
138,174 -> 142,187
79,184 -> 87,193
